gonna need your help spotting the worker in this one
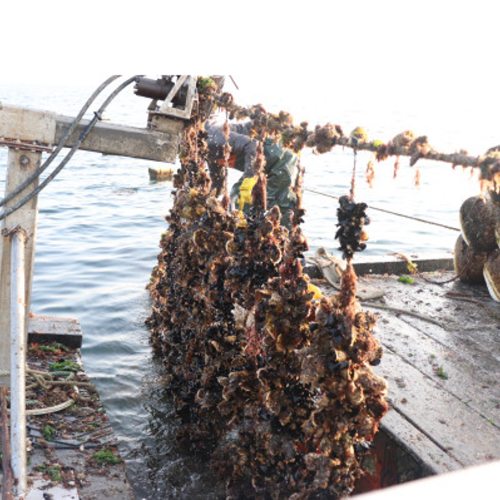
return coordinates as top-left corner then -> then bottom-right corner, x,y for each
205,117 -> 299,230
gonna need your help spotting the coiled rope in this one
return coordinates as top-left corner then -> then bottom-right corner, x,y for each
1,367 -> 95,416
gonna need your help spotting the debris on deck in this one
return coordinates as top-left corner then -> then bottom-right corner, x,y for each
0,316 -> 134,500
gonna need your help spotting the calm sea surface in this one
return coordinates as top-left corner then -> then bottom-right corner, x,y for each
0,79 -> 490,498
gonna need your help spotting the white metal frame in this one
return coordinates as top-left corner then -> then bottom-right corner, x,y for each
10,229 -> 27,496
0,76 -> 195,499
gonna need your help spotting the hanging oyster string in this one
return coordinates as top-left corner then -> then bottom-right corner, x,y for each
335,136 -> 371,262
208,89 -> 500,196
335,196 -> 370,261
147,77 -> 388,499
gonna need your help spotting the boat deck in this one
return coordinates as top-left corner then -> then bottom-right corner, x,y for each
311,256 -> 500,490
0,316 -> 134,500
3,256 -> 500,498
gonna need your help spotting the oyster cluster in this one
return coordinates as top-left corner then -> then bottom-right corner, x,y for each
335,195 -> 370,260
456,193 -> 500,300
148,80 -> 388,498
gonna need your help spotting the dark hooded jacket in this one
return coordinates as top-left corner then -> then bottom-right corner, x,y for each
205,118 -> 298,228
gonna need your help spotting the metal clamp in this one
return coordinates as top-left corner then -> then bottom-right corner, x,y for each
0,137 -> 53,153
157,76 -> 197,120
1,226 -> 28,242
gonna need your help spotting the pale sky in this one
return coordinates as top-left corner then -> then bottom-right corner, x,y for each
2,1 -> 498,150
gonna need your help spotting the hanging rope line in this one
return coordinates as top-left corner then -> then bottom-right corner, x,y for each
304,187 -> 460,231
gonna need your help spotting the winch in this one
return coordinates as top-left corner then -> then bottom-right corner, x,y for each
134,75 -> 224,133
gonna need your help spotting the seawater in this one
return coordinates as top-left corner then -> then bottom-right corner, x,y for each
0,80 -> 488,498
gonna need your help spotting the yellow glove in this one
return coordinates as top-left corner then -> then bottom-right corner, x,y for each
238,176 -> 258,211
308,283 -> 323,300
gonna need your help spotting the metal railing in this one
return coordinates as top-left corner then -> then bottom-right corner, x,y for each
0,75 -> 194,499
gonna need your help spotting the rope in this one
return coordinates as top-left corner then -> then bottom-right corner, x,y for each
3,368 -> 94,416
26,368 -> 93,389
304,187 -> 460,232
6,396 -> 75,416
391,252 -> 471,286
213,91 -> 487,172
363,302 -> 444,328
26,400 -> 74,416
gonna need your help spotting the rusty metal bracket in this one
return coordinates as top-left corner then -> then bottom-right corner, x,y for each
0,137 -> 53,153
1,225 -> 28,241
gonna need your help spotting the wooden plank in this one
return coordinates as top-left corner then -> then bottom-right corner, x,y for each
314,271 -> 500,475
354,409 -> 461,494
368,273 -> 500,376
0,150 -> 40,387
24,345 -> 134,499
374,347 -> 500,466
380,410 -> 462,474
354,460 -> 500,500
28,315 -> 82,348
354,252 -> 454,276
359,273 -> 500,467
25,479 -> 79,500
370,311 -> 500,428
55,114 -> 181,164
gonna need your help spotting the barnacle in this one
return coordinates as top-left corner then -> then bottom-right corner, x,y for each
374,142 -> 390,162
389,130 -> 415,150
409,135 -> 432,166
479,151 -> 500,194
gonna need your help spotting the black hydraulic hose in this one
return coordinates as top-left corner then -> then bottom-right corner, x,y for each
0,75 -> 121,208
0,75 -> 142,222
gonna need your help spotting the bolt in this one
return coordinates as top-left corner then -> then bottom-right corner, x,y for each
20,155 -> 30,169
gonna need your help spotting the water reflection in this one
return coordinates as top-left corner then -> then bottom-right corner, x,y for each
128,356 -> 224,499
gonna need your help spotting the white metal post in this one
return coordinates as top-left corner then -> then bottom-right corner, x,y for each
10,229 -> 27,498
0,149 -> 41,387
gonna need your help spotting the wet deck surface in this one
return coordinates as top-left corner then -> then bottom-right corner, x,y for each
315,268 -> 500,476
0,316 -> 134,500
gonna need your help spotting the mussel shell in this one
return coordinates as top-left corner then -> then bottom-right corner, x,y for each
459,196 -> 500,252
453,234 -> 487,284
484,250 -> 500,302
